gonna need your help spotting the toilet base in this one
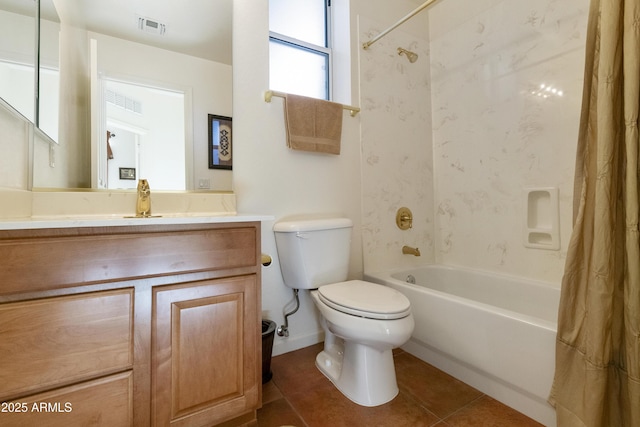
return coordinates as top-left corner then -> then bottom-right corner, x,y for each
315,338 -> 399,407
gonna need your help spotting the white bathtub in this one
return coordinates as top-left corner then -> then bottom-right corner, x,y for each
364,265 -> 559,427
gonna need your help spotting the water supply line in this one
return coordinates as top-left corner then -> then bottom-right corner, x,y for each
277,289 -> 300,337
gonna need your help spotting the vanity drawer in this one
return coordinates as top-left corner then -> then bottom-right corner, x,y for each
1,371 -> 133,427
0,224 -> 259,293
0,289 -> 133,400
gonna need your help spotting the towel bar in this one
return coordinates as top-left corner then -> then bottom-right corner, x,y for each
264,90 -> 360,117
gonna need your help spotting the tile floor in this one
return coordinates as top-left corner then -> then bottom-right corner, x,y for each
257,343 -> 544,427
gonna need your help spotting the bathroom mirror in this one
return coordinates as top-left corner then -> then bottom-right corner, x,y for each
0,0 -> 233,191
0,1 -> 37,126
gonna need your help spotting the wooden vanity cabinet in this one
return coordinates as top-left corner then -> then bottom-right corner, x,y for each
153,275 -> 259,427
0,222 -> 262,427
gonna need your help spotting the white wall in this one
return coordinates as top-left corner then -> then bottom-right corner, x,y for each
0,10 -> 36,122
0,10 -> 36,191
233,0 -> 363,356
0,100 -> 30,190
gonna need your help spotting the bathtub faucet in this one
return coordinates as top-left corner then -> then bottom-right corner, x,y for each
402,245 -> 421,256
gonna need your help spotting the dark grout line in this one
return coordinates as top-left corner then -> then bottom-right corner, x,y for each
272,378 -> 310,427
396,386 -> 445,425
438,393 -> 486,424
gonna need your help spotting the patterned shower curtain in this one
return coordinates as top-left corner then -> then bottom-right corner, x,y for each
548,0 -> 640,426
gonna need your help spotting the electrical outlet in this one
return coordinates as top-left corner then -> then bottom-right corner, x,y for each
198,179 -> 210,189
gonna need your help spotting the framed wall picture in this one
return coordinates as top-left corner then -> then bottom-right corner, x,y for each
208,114 -> 232,170
119,167 -> 136,180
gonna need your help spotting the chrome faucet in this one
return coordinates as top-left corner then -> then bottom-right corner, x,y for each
402,245 -> 421,256
136,179 -> 152,217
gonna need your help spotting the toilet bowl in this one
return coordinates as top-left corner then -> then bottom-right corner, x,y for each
273,218 -> 415,407
310,280 -> 414,406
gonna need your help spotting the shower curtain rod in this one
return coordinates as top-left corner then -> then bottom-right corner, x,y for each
362,0 -> 439,50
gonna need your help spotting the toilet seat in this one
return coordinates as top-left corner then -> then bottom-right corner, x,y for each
317,280 -> 411,320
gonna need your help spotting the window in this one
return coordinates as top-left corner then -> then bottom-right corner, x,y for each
269,0 -> 331,100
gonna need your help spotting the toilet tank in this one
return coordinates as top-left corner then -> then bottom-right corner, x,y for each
273,218 -> 353,289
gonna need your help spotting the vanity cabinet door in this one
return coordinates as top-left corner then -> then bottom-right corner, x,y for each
152,275 -> 259,427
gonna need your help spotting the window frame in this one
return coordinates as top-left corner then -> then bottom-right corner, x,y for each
268,0 -> 333,101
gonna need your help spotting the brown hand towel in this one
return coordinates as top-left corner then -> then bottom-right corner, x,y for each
284,93 -> 343,155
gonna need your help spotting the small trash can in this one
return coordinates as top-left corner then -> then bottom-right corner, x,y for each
261,319 -> 276,384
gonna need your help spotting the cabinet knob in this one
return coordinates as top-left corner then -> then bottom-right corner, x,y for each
261,254 -> 272,267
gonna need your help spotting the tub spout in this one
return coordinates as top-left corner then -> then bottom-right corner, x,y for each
402,245 -> 421,256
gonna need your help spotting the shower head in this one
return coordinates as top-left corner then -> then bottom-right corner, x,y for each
397,47 -> 418,63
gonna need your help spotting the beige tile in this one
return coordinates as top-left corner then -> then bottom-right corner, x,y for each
286,379 -> 440,427
271,343 -> 326,392
262,380 -> 283,406
394,352 -> 483,418
257,398 -> 305,427
444,395 -> 543,427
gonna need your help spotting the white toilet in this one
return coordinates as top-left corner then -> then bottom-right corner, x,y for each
273,218 -> 414,407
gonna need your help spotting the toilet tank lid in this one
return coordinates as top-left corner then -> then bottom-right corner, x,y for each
273,218 -> 353,232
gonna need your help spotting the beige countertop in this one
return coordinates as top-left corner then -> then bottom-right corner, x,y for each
0,213 -> 273,230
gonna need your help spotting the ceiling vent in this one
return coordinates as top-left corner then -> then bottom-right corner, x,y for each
106,89 -> 142,115
136,15 -> 167,36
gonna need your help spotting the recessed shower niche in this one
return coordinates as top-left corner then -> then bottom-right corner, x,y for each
524,187 -> 560,250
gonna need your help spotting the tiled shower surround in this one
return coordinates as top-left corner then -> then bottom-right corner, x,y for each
359,0 -> 589,284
